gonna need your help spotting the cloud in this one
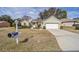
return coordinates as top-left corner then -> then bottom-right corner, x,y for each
0,7 -> 49,19
0,7 -> 79,19
68,11 -> 79,14
67,11 -> 79,18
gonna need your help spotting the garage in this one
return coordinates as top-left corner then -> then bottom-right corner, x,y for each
46,24 -> 59,29
43,16 -> 60,29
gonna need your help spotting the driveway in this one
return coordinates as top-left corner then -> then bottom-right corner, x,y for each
48,29 -> 79,51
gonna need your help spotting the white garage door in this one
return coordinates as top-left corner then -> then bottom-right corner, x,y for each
46,24 -> 59,29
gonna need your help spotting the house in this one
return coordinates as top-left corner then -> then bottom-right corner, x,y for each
42,16 -> 60,29
20,16 -> 32,28
0,21 -> 10,27
60,18 -> 77,26
31,19 -> 43,29
20,20 -> 30,27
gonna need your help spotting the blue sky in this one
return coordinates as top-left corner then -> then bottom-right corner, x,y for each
59,7 -> 79,19
0,7 -> 79,19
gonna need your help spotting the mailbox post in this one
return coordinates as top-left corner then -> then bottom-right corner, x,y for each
15,20 -> 19,45
8,20 -> 19,45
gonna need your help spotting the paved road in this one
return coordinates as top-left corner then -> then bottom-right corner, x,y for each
48,29 -> 79,51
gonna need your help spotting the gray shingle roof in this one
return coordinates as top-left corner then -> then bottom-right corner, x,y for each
43,16 -> 60,24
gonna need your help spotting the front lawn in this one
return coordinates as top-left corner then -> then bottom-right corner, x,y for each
0,27 -> 61,52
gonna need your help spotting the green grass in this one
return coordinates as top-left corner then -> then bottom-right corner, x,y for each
61,26 -> 79,34
0,27 -> 61,52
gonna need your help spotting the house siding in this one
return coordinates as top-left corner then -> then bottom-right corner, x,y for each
21,20 -> 29,26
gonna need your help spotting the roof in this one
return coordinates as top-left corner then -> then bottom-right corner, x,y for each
61,18 -> 70,20
43,16 -> 60,24
60,18 -> 76,23
32,19 -> 42,22
0,21 -> 9,23
60,18 -> 73,21
0,21 -> 10,27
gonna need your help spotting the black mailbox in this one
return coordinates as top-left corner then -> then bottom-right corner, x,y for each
8,32 -> 19,38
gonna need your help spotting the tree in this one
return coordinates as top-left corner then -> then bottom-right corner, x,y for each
22,16 -> 31,21
39,8 -> 67,19
61,10 -> 67,18
39,12 -> 43,19
0,15 -> 14,26
43,10 -> 49,19
48,8 -> 56,15
56,10 -> 67,19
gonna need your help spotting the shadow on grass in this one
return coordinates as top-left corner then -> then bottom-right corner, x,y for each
20,35 -> 34,43
20,38 -> 29,43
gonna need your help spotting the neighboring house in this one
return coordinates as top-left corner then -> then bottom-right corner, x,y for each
42,16 -> 60,29
20,18 -> 32,27
31,19 -> 43,29
60,18 -> 77,26
20,20 -> 30,27
31,20 -> 38,29
0,21 -> 10,27
20,16 -> 32,28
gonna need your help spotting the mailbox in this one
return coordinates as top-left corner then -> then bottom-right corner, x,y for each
8,32 -> 19,38
8,20 -> 19,44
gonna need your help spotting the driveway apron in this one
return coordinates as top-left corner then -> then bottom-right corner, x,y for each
48,29 -> 79,51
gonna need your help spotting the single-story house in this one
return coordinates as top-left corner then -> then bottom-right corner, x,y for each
19,18 -> 32,28
18,16 -> 32,28
60,18 -> 78,26
42,16 -> 60,29
0,21 -> 10,27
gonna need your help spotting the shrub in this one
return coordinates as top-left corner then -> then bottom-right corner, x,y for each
60,26 -> 63,29
43,26 -> 46,29
75,24 -> 79,30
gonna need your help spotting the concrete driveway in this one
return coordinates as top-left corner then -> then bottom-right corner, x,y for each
48,29 -> 79,51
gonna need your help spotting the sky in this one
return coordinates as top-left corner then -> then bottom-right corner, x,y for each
0,7 -> 79,19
